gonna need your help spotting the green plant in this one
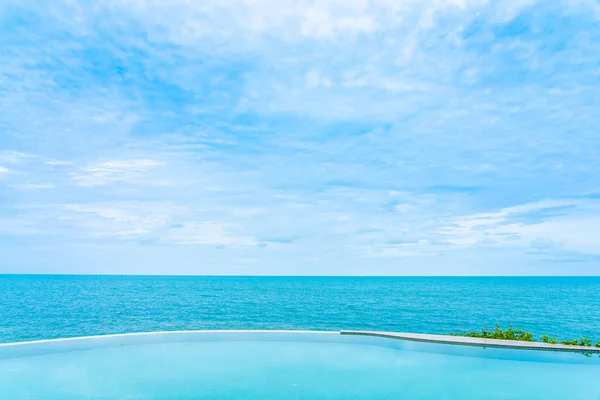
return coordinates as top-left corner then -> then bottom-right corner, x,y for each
541,334 -> 558,344
561,339 -> 578,346
449,324 -> 597,350
450,324 -> 537,342
579,338 -> 592,347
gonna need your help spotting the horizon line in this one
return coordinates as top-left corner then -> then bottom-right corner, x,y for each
0,274 -> 599,278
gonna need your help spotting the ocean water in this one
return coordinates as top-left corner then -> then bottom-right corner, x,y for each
0,275 -> 599,343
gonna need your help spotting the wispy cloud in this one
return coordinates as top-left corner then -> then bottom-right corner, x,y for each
12,183 -> 55,190
439,198 -> 600,256
72,160 -> 163,187
5,201 -> 259,247
60,202 -> 185,236
1,0 -> 599,274
0,151 -> 30,163
44,160 -> 73,166
166,222 -> 257,246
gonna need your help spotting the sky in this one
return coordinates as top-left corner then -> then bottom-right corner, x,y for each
0,0 -> 599,275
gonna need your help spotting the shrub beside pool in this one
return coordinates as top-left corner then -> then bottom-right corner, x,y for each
450,323 -> 600,347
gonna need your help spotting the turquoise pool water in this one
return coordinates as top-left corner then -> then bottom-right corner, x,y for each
1,332 -> 599,399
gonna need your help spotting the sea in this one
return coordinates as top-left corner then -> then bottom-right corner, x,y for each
1,275 -> 599,344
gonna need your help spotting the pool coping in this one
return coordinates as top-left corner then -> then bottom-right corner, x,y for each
0,330 -> 337,348
2,330 -> 599,354
341,330 -> 600,353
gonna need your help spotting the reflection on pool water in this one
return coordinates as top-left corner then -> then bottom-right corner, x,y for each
1,331 -> 600,399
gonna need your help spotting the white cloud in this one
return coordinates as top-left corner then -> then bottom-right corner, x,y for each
166,222 -> 257,246
61,202 -> 182,235
58,202 -> 257,246
494,216 -> 600,255
12,183 -> 55,190
72,159 -> 163,186
0,166 -> 7,177
450,199 -> 580,229
0,151 -> 30,163
117,0 -> 381,41
363,240 -> 437,258
45,160 -> 73,166
114,0 -> 501,43
1,0 -> 600,274
394,203 -> 414,213
439,198 -> 600,255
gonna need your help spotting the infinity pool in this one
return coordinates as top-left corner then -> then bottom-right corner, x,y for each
1,331 -> 599,399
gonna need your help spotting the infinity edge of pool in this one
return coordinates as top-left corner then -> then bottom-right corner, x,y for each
1,330 -> 599,365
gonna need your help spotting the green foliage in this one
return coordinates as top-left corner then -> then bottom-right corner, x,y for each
561,339 -> 578,345
450,323 -> 536,342
579,338 -> 592,347
450,324 -> 597,348
541,335 -> 558,344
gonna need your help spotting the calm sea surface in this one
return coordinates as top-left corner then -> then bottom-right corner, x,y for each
0,275 -> 599,344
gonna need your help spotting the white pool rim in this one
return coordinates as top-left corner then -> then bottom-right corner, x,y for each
1,330 -> 598,356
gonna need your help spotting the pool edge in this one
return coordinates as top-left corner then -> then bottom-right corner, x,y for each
3,330 -> 599,355
0,330 -> 338,348
341,330 -> 600,353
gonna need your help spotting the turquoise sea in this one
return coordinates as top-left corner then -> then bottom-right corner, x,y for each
1,275 -> 599,343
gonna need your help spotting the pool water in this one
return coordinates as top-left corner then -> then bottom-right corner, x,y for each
1,332 -> 599,399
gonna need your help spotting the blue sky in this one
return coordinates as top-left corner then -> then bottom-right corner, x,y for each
1,0 -> 599,275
